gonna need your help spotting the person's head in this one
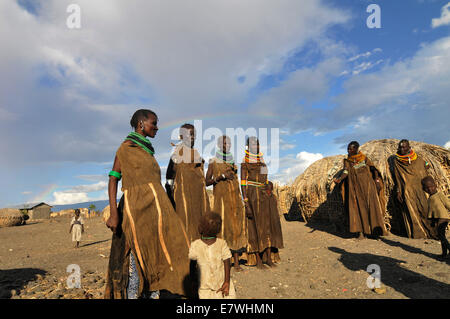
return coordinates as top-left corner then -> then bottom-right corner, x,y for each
130,109 -> 159,138
218,136 -> 231,153
398,139 -> 411,156
421,176 -> 437,195
347,141 -> 359,156
180,123 -> 195,147
198,212 -> 222,237
74,209 -> 81,217
246,136 -> 260,154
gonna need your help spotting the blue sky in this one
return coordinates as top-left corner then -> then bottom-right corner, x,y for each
1,0 -> 449,207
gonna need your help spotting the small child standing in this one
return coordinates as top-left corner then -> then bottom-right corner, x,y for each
421,176 -> 450,259
69,209 -> 85,248
189,212 -> 236,299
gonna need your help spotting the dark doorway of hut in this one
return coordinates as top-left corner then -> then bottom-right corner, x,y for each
284,183 -> 356,239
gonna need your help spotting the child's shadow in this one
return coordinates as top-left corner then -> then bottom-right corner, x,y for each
81,239 -> 111,248
328,247 -> 450,298
379,237 -> 449,264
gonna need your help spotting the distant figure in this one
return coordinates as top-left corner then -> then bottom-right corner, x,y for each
392,139 -> 437,239
421,176 -> 450,259
189,212 -> 236,299
166,123 -> 211,242
69,209 -> 84,248
205,136 -> 247,272
333,141 -> 388,239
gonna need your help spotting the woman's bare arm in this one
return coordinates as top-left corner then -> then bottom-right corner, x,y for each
106,155 -> 121,233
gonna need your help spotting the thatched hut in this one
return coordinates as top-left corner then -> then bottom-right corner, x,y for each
102,205 -> 110,223
55,209 -> 75,217
52,207 -> 93,219
273,183 -> 296,216
291,139 -> 450,234
0,208 -> 24,227
8,202 -> 52,220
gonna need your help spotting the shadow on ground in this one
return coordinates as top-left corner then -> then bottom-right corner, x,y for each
328,246 -> 450,298
81,239 -> 111,248
380,237 -> 450,265
283,185 -> 355,239
0,268 -> 47,298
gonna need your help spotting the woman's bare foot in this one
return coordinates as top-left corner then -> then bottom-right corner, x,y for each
233,265 -> 244,272
256,262 -> 266,270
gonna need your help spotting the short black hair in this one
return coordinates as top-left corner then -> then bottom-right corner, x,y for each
218,135 -> 230,145
348,141 -> 360,149
198,212 -> 222,237
74,209 -> 81,215
246,136 -> 259,147
421,176 -> 435,186
179,123 -> 195,136
130,109 -> 158,129
399,139 -> 410,146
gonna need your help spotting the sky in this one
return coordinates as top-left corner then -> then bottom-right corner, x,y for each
1,0 -> 449,207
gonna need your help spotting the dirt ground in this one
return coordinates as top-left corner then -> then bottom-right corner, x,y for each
0,215 -> 449,299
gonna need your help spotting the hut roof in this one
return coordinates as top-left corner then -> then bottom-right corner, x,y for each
7,202 -> 52,210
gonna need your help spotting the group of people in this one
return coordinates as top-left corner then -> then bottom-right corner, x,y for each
104,109 -> 283,299
333,139 -> 449,258
102,108 -> 449,299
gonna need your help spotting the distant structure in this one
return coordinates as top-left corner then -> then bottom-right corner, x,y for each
9,202 -> 52,220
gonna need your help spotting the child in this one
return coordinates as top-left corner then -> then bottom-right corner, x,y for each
69,209 -> 85,248
421,176 -> 450,259
188,212 -> 236,299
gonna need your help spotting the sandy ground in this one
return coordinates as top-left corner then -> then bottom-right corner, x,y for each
0,215 -> 449,299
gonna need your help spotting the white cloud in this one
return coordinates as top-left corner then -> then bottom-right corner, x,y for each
52,192 -> 90,205
341,48 -> 384,76
445,141 -> 450,150
76,175 -> 108,182
353,116 -> 371,129
248,57 -> 345,131
329,36 -> 450,143
63,181 -> 108,193
280,138 -> 296,150
0,0 -> 350,168
348,48 -> 382,62
351,59 -> 383,75
432,2 -> 450,28
280,143 -> 296,151
51,181 -> 109,205
272,151 -> 323,184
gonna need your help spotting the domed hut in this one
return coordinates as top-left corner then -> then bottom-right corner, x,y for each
0,209 -> 25,227
102,205 -> 110,223
291,139 -> 450,235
